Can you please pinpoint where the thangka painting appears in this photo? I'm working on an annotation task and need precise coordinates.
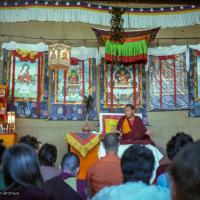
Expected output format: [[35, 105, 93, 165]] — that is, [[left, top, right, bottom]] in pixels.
[[49, 58, 97, 120], [100, 59, 148, 125], [148, 53, 189, 111], [11, 58, 38, 99], [188, 48, 200, 117], [2, 49, 48, 118]]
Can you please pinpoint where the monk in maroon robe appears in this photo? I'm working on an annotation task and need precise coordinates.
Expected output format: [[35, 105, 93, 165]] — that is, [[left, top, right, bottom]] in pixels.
[[115, 104, 155, 145]]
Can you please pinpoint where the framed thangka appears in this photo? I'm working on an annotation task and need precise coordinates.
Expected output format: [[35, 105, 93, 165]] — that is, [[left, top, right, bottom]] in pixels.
[[49, 58, 97, 120], [188, 48, 200, 117], [148, 53, 189, 111], [2, 48, 49, 118], [100, 59, 148, 125]]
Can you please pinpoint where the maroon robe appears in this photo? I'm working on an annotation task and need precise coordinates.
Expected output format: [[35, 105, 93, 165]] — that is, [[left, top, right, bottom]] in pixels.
[[117, 116, 155, 145]]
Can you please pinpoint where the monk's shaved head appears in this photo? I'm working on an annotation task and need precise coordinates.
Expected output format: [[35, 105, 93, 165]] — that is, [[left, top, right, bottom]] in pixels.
[[125, 104, 134, 110], [103, 133, 119, 153]]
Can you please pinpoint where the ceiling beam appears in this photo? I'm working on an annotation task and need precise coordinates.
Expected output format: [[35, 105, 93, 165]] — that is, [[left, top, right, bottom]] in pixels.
[[90, 0, 200, 5], [4, 0, 200, 5]]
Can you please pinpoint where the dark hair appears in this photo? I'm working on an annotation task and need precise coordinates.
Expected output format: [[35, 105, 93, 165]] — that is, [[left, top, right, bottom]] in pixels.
[[0, 140, 5, 164], [125, 104, 134, 110], [61, 152, 80, 173], [102, 133, 119, 153], [2, 143, 44, 190], [166, 132, 193, 161], [38, 143, 57, 166], [121, 145, 154, 184], [170, 141, 200, 200], [18, 135, 40, 150]]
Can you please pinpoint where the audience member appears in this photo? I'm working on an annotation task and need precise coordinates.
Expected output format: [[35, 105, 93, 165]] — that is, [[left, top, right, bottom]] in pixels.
[[0, 139, 6, 190], [93, 145, 170, 200], [39, 143, 60, 182], [156, 132, 193, 188], [170, 141, 200, 200], [18, 134, 41, 152], [87, 133, 122, 197], [44, 152, 82, 200], [59, 152, 86, 199], [2, 143, 55, 200]]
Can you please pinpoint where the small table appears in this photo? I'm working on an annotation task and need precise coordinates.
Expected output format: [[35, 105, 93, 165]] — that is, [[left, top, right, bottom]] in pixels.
[[65, 132, 100, 180], [0, 133, 18, 147]]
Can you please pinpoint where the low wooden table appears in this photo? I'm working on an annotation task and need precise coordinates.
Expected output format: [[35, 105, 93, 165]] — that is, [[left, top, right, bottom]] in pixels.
[[0, 133, 18, 147]]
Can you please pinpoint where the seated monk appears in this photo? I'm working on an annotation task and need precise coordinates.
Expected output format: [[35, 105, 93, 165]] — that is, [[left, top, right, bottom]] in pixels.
[[114, 104, 155, 145]]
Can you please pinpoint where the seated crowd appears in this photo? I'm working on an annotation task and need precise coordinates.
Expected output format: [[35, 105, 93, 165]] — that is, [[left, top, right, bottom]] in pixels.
[[0, 132, 200, 200], [0, 104, 199, 200]]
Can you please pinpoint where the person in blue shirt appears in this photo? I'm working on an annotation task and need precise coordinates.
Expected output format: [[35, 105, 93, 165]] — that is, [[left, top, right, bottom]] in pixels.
[[92, 145, 170, 200], [156, 132, 193, 188]]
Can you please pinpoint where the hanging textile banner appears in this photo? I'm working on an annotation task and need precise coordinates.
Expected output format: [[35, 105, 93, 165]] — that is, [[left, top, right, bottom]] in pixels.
[[92, 27, 159, 46], [2, 48, 48, 118], [93, 27, 159, 64], [49, 58, 97, 120], [188, 47, 200, 117], [100, 59, 148, 125], [105, 38, 147, 64], [1, 1, 200, 28], [148, 52, 189, 111]]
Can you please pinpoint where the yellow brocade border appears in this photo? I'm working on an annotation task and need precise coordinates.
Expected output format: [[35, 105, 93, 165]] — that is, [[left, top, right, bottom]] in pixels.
[[65, 133, 100, 157], [16, 49, 37, 60]]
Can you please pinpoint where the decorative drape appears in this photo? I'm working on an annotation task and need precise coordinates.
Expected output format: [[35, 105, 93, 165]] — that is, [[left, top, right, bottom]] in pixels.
[[100, 58, 148, 125], [93, 27, 159, 65], [1, 1, 200, 28], [188, 47, 200, 117], [105, 39, 148, 64], [48, 58, 97, 120]]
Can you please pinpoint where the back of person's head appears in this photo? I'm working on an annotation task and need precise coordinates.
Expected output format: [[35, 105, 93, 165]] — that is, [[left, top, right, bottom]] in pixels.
[[18, 135, 40, 151], [170, 141, 200, 200], [2, 143, 43, 189], [102, 133, 119, 154], [61, 152, 80, 176], [38, 143, 57, 167], [0, 139, 5, 165], [121, 145, 154, 184], [166, 132, 193, 161]]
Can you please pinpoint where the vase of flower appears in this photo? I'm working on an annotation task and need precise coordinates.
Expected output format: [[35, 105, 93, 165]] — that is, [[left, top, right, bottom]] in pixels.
[[82, 95, 93, 133]]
